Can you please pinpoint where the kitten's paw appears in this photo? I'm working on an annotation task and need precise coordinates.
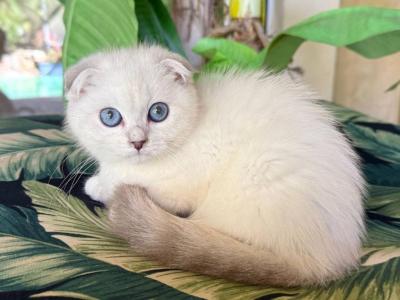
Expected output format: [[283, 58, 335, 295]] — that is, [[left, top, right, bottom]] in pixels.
[[84, 176, 111, 203]]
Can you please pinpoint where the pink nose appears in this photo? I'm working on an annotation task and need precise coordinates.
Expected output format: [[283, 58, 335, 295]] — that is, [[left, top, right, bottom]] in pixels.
[[131, 140, 146, 151]]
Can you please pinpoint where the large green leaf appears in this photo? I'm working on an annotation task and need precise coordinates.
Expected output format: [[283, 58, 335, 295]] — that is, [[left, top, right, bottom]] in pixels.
[[0, 129, 91, 181], [264, 6, 400, 71], [344, 123, 400, 164], [366, 186, 400, 220], [364, 164, 400, 187], [135, 0, 185, 56], [63, 0, 138, 69], [0, 202, 192, 299], [366, 220, 400, 250], [295, 196, 400, 299], [363, 186, 400, 255], [24, 180, 155, 273], [24, 180, 400, 299], [24, 181, 299, 299], [0, 117, 60, 134], [296, 256, 400, 299], [321, 101, 378, 125], [193, 37, 266, 71], [0, 205, 65, 247]]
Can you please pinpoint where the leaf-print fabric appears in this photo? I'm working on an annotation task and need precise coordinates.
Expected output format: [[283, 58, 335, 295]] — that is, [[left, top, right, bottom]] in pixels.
[[0, 105, 399, 299]]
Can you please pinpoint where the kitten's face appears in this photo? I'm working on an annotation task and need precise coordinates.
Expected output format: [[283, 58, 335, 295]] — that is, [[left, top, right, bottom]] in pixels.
[[65, 47, 199, 164]]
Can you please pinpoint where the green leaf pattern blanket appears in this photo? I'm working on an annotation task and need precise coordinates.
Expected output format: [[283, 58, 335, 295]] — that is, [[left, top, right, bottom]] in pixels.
[[0, 103, 400, 299]]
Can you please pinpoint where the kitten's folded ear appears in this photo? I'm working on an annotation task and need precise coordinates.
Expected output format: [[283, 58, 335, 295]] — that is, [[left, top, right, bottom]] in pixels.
[[159, 55, 194, 85], [64, 58, 99, 101]]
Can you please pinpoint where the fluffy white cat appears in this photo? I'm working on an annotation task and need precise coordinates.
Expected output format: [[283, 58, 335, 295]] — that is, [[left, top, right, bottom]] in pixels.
[[65, 45, 365, 287]]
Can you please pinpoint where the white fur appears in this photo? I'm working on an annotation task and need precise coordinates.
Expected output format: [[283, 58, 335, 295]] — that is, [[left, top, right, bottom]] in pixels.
[[65, 45, 365, 283]]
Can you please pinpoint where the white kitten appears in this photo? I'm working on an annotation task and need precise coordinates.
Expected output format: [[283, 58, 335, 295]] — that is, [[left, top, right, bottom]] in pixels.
[[65, 45, 365, 286]]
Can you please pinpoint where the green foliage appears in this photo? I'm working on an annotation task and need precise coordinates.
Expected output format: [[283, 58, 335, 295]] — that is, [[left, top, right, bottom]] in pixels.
[[62, 0, 138, 69], [3, 2, 399, 298], [297, 256, 400, 299], [0, 104, 400, 299], [364, 164, 400, 187], [290, 185, 400, 299], [194, 6, 400, 73], [61, 0, 185, 71], [345, 123, 400, 164], [0, 202, 192, 299], [135, 0, 185, 56], [7, 105, 400, 299], [24, 180, 291, 299], [0, 129, 90, 181], [263, 6, 400, 71], [322, 101, 378, 124], [0, 117, 60, 134], [0, 118, 92, 181], [0, 99, 400, 298], [192, 37, 266, 71], [26, 180, 156, 272]]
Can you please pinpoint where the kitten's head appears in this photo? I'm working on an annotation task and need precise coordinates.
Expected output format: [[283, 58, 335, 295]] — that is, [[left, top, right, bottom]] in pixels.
[[65, 45, 199, 164]]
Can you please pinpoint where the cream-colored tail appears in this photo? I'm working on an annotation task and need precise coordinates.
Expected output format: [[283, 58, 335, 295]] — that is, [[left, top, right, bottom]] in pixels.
[[108, 185, 329, 287]]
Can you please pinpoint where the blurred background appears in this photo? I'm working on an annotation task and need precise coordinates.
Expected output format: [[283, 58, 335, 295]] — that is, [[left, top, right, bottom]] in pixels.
[[0, 0, 399, 122], [0, 0, 63, 116]]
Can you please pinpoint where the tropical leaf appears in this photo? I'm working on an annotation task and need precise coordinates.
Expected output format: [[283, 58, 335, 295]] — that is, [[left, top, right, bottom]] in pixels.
[[366, 186, 400, 220], [363, 247, 400, 267], [192, 38, 266, 71], [296, 257, 400, 299], [0, 129, 91, 181], [24, 180, 301, 299], [146, 270, 301, 300], [364, 164, 400, 187], [63, 0, 138, 69], [0, 205, 65, 246], [0, 117, 60, 134], [369, 185, 400, 199], [321, 101, 378, 125], [135, 0, 185, 56], [0, 203, 194, 299], [296, 217, 400, 299], [24, 180, 155, 273], [366, 220, 400, 250], [24, 180, 400, 299], [344, 123, 400, 164], [263, 6, 400, 71]]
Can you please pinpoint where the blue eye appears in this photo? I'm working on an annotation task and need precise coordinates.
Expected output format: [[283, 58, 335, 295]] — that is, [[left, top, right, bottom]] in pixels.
[[100, 107, 122, 127], [148, 102, 169, 122]]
